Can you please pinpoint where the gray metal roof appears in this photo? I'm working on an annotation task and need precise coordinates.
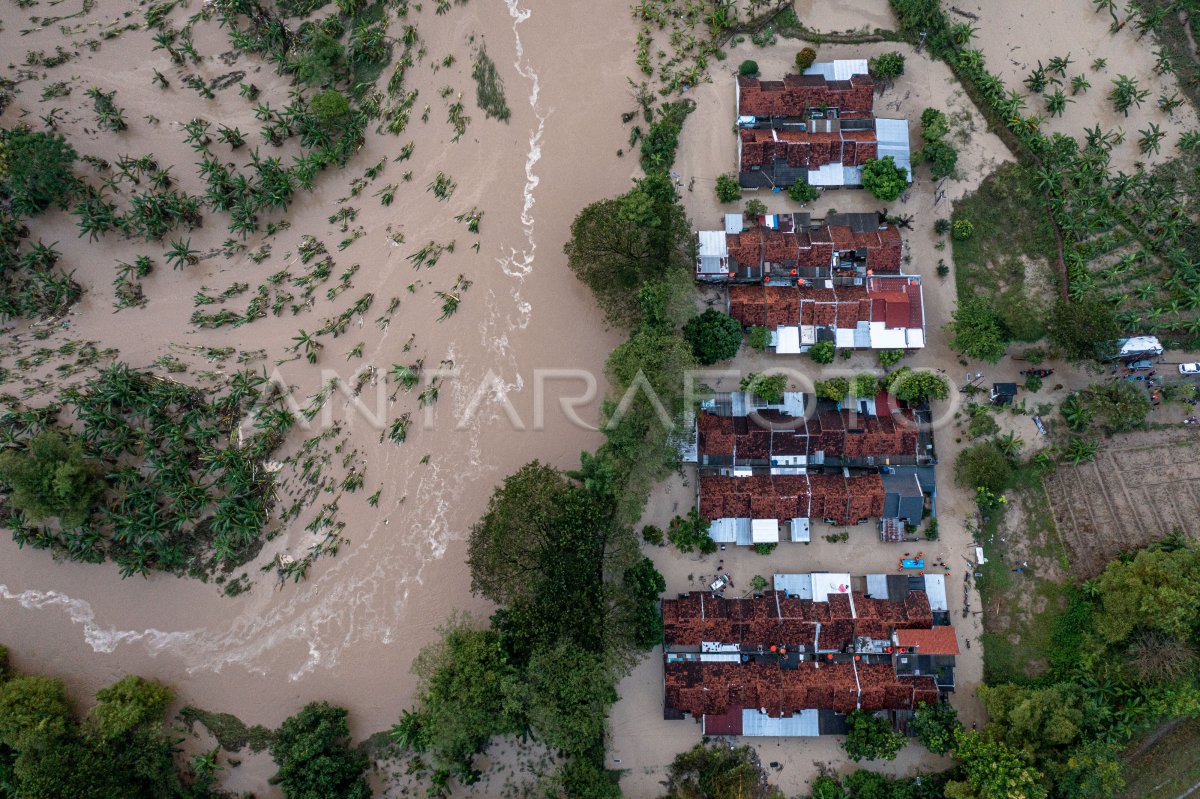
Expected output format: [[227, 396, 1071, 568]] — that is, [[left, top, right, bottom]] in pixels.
[[741, 708, 820, 736], [804, 59, 869, 81]]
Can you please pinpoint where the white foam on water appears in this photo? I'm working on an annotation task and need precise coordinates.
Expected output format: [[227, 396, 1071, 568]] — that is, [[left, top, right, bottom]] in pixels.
[[0, 584, 194, 654]]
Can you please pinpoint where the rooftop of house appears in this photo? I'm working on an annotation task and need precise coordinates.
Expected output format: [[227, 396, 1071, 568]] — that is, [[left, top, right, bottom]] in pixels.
[[728, 277, 924, 333], [698, 472, 887, 526], [895, 626, 960, 655], [664, 660, 940, 720], [662, 588, 935, 650], [737, 70, 876, 119], [696, 403, 921, 462], [739, 126, 879, 172], [721, 216, 903, 275]]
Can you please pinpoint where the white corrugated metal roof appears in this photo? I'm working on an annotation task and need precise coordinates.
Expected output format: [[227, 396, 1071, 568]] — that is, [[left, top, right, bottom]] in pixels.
[[906, 329, 926, 348], [854, 321, 872, 349], [875, 118, 912, 183], [776, 326, 802, 354], [698, 230, 727, 257], [866, 574, 889, 598], [742, 708, 820, 736], [923, 574, 948, 611], [811, 573, 852, 602], [835, 328, 856, 348], [870, 325, 907, 350], [804, 59, 869, 81], [790, 517, 810, 542], [751, 518, 780, 544], [725, 213, 745, 234], [708, 518, 740, 543]]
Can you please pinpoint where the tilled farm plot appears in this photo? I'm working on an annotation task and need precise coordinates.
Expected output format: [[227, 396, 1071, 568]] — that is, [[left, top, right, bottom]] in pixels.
[[1043, 432, 1200, 577]]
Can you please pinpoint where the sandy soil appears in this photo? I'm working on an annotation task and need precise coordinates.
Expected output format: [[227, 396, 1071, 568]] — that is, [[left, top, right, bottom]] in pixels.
[[0, 0, 637, 792]]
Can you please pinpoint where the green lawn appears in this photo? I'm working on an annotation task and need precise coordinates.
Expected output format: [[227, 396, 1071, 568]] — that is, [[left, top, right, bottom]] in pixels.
[[1120, 718, 1200, 799], [951, 163, 1060, 343], [975, 469, 1071, 683]]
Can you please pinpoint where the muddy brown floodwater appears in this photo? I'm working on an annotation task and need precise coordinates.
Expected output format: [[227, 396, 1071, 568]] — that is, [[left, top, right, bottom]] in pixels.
[[0, 0, 635, 781]]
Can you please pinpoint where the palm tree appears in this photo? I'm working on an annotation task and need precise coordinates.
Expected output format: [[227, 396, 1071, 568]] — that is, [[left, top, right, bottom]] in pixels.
[[1060, 394, 1094, 432], [1138, 123, 1165, 155], [1065, 437, 1098, 465], [949, 22, 977, 46], [1070, 75, 1091, 95], [165, 238, 198, 269], [996, 432, 1024, 458], [1045, 89, 1071, 117], [1047, 53, 1074, 76], [1110, 75, 1148, 116]]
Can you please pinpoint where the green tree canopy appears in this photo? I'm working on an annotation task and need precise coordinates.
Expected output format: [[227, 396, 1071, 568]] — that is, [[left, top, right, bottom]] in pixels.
[[682, 309, 742, 365], [861, 157, 908, 201], [954, 440, 1014, 494], [977, 683, 1087, 760], [0, 127, 78, 217], [1085, 380, 1151, 434], [0, 430, 105, 528], [843, 709, 906, 761], [740, 372, 787, 404], [809, 340, 835, 364], [663, 743, 773, 799], [1094, 547, 1200, 643], [564, 174, 692, 327], [527, 642, 617, 754], [815, 377, 850, 402], [309, 88, 353, 132], [1047, 300, 1120, 360], [911, 701, 960, 754], [948, 297, 1008, 362], [887, 367, 951, 403], [0, 675, 72, 748], [869, 51, 906, 81], [270, 702, 370, 799], [947, 729, 1047, 799]]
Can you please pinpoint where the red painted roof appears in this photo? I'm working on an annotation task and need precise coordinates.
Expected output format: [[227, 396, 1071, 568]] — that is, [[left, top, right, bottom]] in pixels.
[[896, 627, 960, 655], [738, 73, 876, 119]]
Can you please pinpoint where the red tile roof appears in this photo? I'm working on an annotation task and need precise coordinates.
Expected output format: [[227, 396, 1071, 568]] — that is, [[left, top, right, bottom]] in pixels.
[[698, 472, 885, 525], [723, 222, 901, 275], [738, 73, 876, 119], [739, 128, 879, 172], [896, 627, 960, 655], [728, 278, 924, 338]]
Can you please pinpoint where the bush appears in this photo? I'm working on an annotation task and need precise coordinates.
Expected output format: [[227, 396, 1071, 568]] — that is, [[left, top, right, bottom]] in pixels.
[[1047, 299, 1120, 361], [886, 367, 951, 402], [271, 703, 370, 799], [811, 775, 847, 799], [809, 340, 835, 364], [795, 47, 817, 71], [948, 296, 1008, 362], [934, 218, 951, 235], [967, 410, 1000, 439], [715, 173, 741, 203], [738, 59, 759, 76], [952, 218, 974, 240], [861, 157, 908, 201], [667, 510, 715, 554], [868, 51, 906, 81], [750, 575, 769, 591], [752, 542, 776, 555], [843, 709, 906, 761], [918, 139, 958, 179], [747, 325, 771, 351], [640, 100, 694, 174], [911, 701, 960, 754], [936, 259, 950, 278], [309, 88, 353, 132], [683, 308, 742, 364], [1024, 374, 1043, 392], [815, 377, 850, 402], [954, 440, 1014, 494], [788, 181, 819, 203], [924, 518, 939, 540], [0, 127, 78, 217], [641, 524, 664, 545], [740, 372, 787, 404], [878, 348, 905, 367], [0, 430, 105, 528], [920, 107, 950, 142], [744, 198, 767, 218]]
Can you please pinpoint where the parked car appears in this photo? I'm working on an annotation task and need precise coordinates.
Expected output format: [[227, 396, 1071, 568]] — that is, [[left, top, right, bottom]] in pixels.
[[1128, 359, 1154, 371], [1180, 363, 1200, 375]]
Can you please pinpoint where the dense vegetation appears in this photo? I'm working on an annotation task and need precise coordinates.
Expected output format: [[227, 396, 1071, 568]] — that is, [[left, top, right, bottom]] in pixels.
[[0, 643, 370, 798], [0, 363, 292, 579]]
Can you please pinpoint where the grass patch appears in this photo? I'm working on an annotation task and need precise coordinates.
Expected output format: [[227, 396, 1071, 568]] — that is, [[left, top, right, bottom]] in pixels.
[[951, 163, 1060, 342], [472, 46, 510, 122], [1120, 718, 1200, 799], [179, 706, 274, 753], [1138, 0, 1200, 113], [976, 469, 1071, 683]]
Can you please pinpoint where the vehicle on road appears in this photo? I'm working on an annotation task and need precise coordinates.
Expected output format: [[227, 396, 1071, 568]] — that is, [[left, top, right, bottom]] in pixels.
[[1020, 369, 1054, 377], [1128, 359, 1154, 371], [1180, 363, 1200, 375]]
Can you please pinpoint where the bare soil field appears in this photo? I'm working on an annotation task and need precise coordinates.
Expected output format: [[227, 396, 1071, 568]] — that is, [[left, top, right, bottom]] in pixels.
[[1043, 429, 1200, 577]]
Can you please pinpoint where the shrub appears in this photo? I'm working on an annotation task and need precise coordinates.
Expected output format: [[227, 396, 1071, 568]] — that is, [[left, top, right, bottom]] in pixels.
[[912, 701, 960, 754], [878, 348, 905, 368], [954, 440, 1014, 494], [948, 296, 1008, 362], [934, 218, 951, 235], [310, 88, 353, 132], [920, 107, 950, 142], [936, 259, 950, 278], [924, 518, 939, 540], [0, 430, 105, 528], [667, 510, 715, 554], [682, 308, 742, 364], [714, 173, 741, 203], [738, 59, 759, 76], [788, 181, 819, 203], [740, 372, 787, 404], [641, 524, 664, 545], [868, 51, 906, 81], [747, 325, 771, 351], [744, 198, 767, 218], [967, 410, 1000, 438], [861, 156, 908, 201], [1024, 374, 1043, 392], [795, 47, 817, 71], [640, 100, 693, 174], [815, 377, 850, 402], [809, 340, 835, 364], [952, 218, 974, 240], [918, 139, 958, 179], [843, 709, 906, 761], [851, 373, 879, 398], [0, 127, 78, 217], [752, 542, 776, 555]]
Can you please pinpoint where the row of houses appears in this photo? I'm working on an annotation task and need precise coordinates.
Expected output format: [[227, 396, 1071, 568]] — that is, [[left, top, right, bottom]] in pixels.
[[735, 60, 912, 190], [683, 392, 935, 545], [663, 572, 957, 736]]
